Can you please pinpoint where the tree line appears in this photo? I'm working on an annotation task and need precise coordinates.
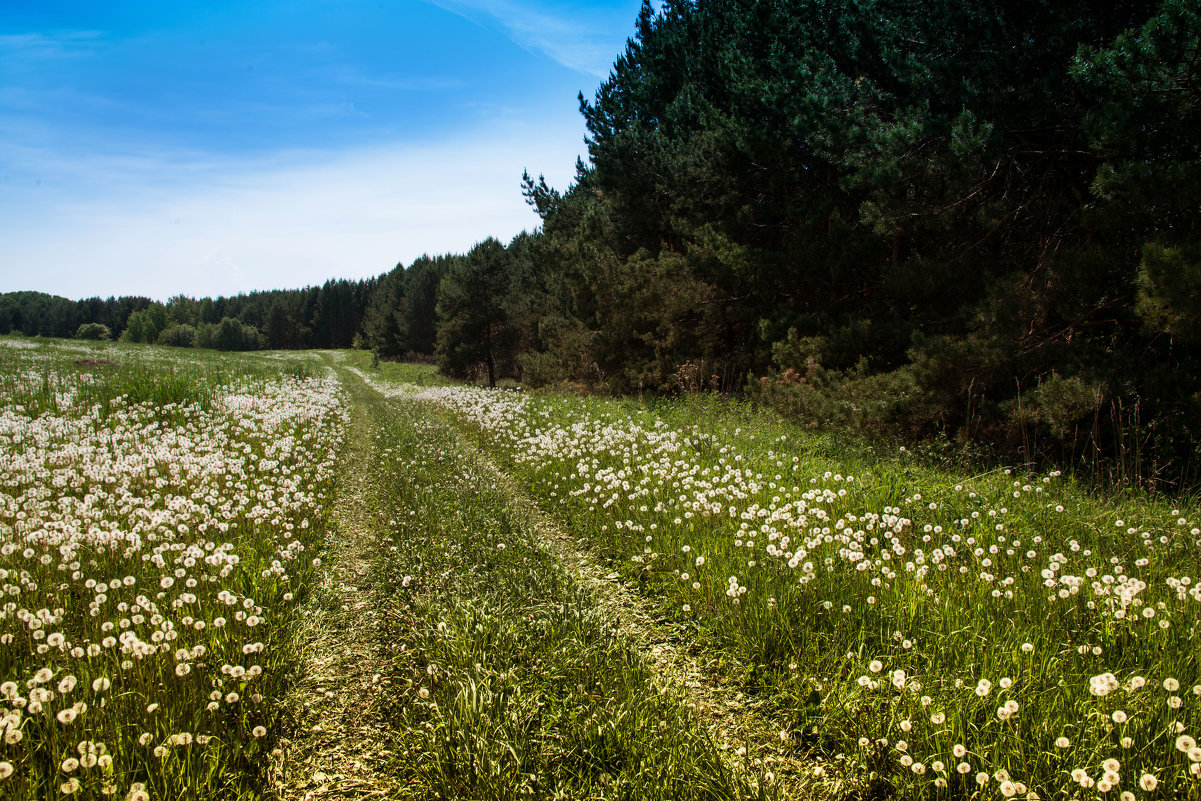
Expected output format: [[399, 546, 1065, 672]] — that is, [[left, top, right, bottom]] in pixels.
[[369, 0, 1198, 488], [0, 279, 377, 351], [4, 0, 1199, 487], [431, 0, 1201, 490]]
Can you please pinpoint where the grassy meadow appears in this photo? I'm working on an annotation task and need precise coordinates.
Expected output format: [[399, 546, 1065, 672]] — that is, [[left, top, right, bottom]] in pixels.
[[349, 351, 1201, 800], [0, 336, 345, 799], [3, 337, 1199, 800]]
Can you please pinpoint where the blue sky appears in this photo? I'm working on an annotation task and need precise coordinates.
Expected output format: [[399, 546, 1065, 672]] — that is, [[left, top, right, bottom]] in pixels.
[[0, 0, 642, 300]]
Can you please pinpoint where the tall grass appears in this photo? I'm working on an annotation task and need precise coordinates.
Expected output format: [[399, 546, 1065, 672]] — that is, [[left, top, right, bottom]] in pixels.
[[354, 381, 762, 799], [388, 380, 1201, 799], [0, 336, 345, 799]]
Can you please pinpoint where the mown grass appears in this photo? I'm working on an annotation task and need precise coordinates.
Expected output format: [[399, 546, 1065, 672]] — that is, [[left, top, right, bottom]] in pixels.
[[351, 374, 763, 800], [386, 378, 1201, 799]]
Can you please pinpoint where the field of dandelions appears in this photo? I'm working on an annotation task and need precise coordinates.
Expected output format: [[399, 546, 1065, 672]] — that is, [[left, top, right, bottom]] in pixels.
[[6, 332, 1199, 801], [0, 337, 346, 800], [344, 375, 759, 799], [351, 354, 1201, 800]]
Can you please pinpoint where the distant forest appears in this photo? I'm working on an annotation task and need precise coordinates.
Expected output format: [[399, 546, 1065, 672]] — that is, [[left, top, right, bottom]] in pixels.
[[4, 0, 1199, 488], [0, 279, 377, 351]]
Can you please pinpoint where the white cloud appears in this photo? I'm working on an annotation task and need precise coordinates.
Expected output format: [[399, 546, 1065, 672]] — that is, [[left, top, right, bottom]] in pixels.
[[425, 0, 637, 78], [0, 121, 586, 301]]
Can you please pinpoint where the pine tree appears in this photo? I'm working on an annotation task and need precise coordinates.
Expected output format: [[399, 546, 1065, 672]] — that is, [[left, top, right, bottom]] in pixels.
[[435, 240, 518, 387]]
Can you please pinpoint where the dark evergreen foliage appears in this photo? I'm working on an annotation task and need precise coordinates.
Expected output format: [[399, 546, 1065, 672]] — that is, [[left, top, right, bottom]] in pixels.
[[435, 239, 520, 387], [0, 292, 151, 340], [359, 255, 452, 358], [506, 0, 1201, 488]]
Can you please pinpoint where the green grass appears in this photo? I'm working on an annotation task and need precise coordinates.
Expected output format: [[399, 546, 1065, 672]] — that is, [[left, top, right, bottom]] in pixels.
[[9, 339, 1199, 799], [0, 336, 343, 800], [379, 376, 1201, 799], [0, 334, 325, 421], [350, 374, 762, 800], [340, 349, 455, 386]]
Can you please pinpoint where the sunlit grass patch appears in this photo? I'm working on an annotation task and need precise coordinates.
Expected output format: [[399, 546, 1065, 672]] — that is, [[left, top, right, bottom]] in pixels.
[[0, 338, 347, 799], [361, 392, 760, 799], [338, 349, 455, 387], [369, 374, 1201, 799]]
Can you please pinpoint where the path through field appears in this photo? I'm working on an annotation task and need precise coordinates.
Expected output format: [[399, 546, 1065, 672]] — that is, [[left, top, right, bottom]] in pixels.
[[275, 366, 822, 799], [464, 443, 818, 795], [6, 341, 1196, 800], [272, 377, 403, 800]]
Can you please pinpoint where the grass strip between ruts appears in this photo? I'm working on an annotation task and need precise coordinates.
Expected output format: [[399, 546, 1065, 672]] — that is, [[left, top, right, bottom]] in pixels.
[[350, 371, 763, 800]]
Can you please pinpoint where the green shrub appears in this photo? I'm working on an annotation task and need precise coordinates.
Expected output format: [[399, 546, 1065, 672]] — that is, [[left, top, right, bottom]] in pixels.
[[197, 317, 261, 351], [157, 324, 196, 348], [74, 322, 110, 340]]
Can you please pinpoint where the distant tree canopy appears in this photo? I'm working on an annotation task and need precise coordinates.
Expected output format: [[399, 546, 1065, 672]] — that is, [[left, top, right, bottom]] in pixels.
[[1, 292, 151, 340], [195, 317, 262, 352], [359, 254, 454, 358], [1, 277, 380, 352], [121, 303, 171, 344], [435, 239, 521, 387]]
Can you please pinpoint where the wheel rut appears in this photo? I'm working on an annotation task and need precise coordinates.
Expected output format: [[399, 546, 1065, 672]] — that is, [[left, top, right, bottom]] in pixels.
[[441, 416, 822, 799], [277, 365, 827, 799], [271, 375, 402, 800]]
